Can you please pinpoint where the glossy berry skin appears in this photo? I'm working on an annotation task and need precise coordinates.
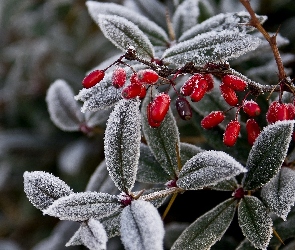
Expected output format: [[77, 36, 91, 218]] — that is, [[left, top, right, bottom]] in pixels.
[[204, 73, 214, 92], [222, 74, 247, 91], [149, 93, 171, 123], [201, 111, 225, 129], [175, 97, 192, 120], [220, 83, 239, 106], [180, 73, 203, 96], [112, 67, 126, 88], [190, 79, 208, 102], [223, 120, 240, 147], [276, 103, 289, 121], [266, 101, 280, 124], [147, 103, 161, 128], [287, 103, 295, 120], [137, 69, 159, 84], [246, 119, 261, 146], [82, 70, 105, 88], [138, 84, 147, 99], [242, 100, 261, 117], [121, 84, 142, 99]]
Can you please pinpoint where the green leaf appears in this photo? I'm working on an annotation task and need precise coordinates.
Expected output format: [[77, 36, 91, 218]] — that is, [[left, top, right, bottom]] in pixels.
[[238, 196, 273, 250], [242, 120, 294, 191], [177, 150, 247, 190], [171, 198, 237, 250], [97, 14, 154, 59], [162, 30, 261, 67], [100, 208, 123, 238], [209, 177, 238, 191], [179, 142, 204, 167], [104, 99, 141, 193]]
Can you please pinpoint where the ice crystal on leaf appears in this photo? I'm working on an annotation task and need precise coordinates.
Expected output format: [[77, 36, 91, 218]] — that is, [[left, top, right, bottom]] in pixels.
[[23, 171, 73, 211], [104, 98, 141, 193], [44, 192, 122, 221], [209, 177, 238, 191], [177, 150, 247, 190], [100, 209, 122, 238], [120, 200, 164, 250], [179, 142, 204, 167], [171, 198, 237, 250], [243, 120, 294, 191], [162, 30, 261, 67], [238, 196, 273, 250], [261, 167, 295, 221]]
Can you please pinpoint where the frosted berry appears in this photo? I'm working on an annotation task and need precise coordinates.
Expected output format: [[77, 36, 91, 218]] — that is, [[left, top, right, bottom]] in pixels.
[[180, 73, 203, 96], [121, 84, 142, 99], [204, 73, 214, 92], [287, 103, 295, 120], [130, 73, 141, 85], [223, 120, 240, 147], [201, 111, 225, 129], [175, 97, 192, 120], [266, 101, 280, 124], [220, 83, 239, 106], [82, 70, 105, 88], [246, 119, 261, 146], [277, 103, 289, 121], [147, 103, 161, 128], [149, 93, 171, 123], [138, 84, 147, 99], [190, 79, 208, 102], [137, 69, 159, 84], [112, 67, 126, 88], [222, 74, 247, 91], [242, 100, 261, 117]]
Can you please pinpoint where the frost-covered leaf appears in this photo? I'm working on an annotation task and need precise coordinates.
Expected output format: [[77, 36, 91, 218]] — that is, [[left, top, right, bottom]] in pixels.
[[235, 238, 257, 250], [44, 192, 121, 221], [86, 1, 169, 46], [238, 196, 273, 249], [172, 0, 200, 39], [104, 99, 141, 193], [141, 88, 180, 178], [179, 142, 204, 167], [179, 11, 266, 42], [171, 198, 237, 250], [140, 188, 169, 208], [261, 167, 295, 221], [97, 14, 154, 59], [242, 120, 294, 190], [84, 108, 113, 129], [164, 222, 190, 249], [177, 150, 247, 190], [46, 79, 83, 131], [209, 177, 238, 191], [120, 200, 165, 250], [65, 227, 83, 247], [162, 30, 261, 67], [136, 143, 171, 184], [100, 209, 123, 238], [23, 171, 73, 211]]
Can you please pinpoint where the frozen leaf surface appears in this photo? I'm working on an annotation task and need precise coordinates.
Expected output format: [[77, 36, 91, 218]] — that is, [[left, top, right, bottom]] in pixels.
[[44, 192, 121, 221], [104, 99, 141, 193], [243, 120, 294, 190], [238, 196, 273, 250], [46, 79, 83, 131], [98, 14, 154, 59], [179, 142, 204, 167], [100, 209, 122, 238], [120, 200, 164, 250], [23, 171, 73, 211], [261, 167, 295, 221], [162, 30, 261, 67], [171, 198, 237, 250], [177, 150, 247, 190], [209, 177, 238, 191], [66, 227, 83, 247]]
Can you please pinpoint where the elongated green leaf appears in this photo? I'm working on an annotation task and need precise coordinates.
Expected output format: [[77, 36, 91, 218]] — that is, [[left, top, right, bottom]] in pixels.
[[171, 198, 237, 250], [261, 167, 295, 221], [100, 208, 123, 238], [104, 99, 141, 193], [238, 196, 273, 250], [162, 30, 261, 67], [98, 14, 154, 59], [242, 120, 294, 190], [179, 142, 204, 167], [209, 177, 238, 191], [86, 1, 169, 46], [141, 88, 180, 178], [177, 150, 247, 190]]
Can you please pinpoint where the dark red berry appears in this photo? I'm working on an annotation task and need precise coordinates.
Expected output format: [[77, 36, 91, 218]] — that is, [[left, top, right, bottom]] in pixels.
[[119, 193, 133, 207], [190, 79, 208, 102], [180, 74, 203, 96], [137, 69, 159, 84], [222, 74, 247, 91], [223, 120, 240, 147], [242, 100, 261, 117], [82, 70, 105, 88], [201, 111, 225, 129], [175, 97, 192, 120], [147, 103, 161, 128], [149, 93, 171, 123], [112, 67, 126, 88], [246, 119, 261, 146], [220, 83, 239, 106], [121, 84, 142, 99], [233, 187, 245, 199]]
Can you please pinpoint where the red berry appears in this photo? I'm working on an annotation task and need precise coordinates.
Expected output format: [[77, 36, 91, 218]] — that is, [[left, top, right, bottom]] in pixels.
[[82, 70, 105, 88], [138, 84, 147, 99], [137, 69, 159, 84], [112, 67, 126, 88], [147, 103, 161, 128], [121, 84, 142, 99], [204, 73, 214, 92], [246, 119, 261, 146], [222, 74, 247, 91], [180, 74, 203, 96], [233, 187, 245, 199], [242, 100, 261, 117], [220, 83, 239, 106], [175, 97, 192, 120], [130, 73, 141, 85], [149, 93, 171, 123], [201, 111, 225, 129], [190, 79, 208, 102], [223, 120, 240, 147], [277, 103, 289, 121], [266, 101, 280, 124], [287, 103, 295, 120]]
